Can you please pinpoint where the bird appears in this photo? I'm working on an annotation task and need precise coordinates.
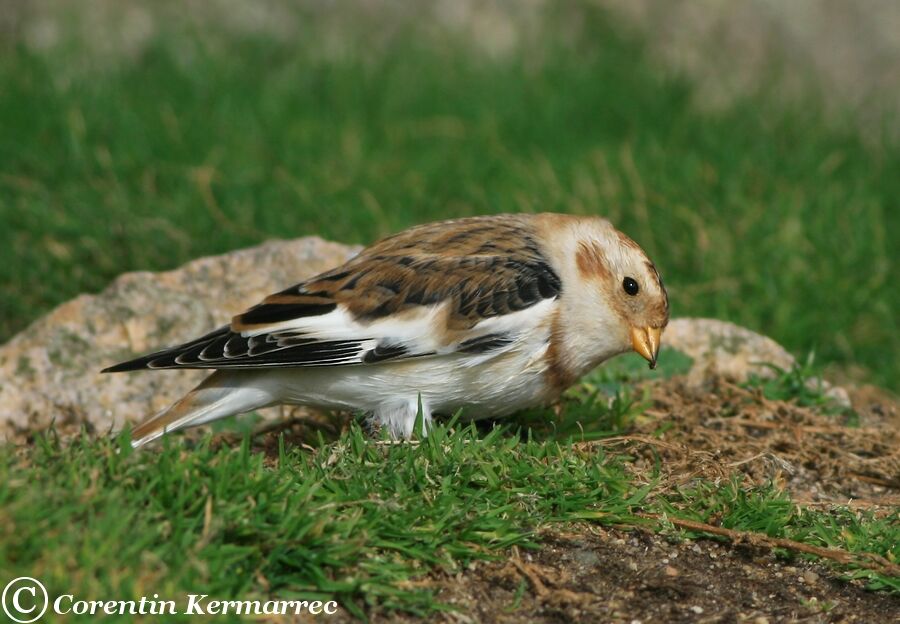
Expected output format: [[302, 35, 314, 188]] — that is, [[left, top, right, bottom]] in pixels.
[[103, 213, 669, 448]]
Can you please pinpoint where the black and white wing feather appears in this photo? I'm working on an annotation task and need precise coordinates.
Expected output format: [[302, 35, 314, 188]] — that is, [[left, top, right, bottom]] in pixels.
[[102, 215, 562, 372]]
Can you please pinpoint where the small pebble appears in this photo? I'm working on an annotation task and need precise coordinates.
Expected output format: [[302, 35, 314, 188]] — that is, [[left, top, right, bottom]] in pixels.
[[573, 549, 601, 567], [803, 571, 819, 584], [690, 606, 704, 614], [665, 565, 679, 577]]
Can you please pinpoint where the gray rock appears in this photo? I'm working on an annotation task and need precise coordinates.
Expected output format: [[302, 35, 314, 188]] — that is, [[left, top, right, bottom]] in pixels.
[[663, 318, 795, 386], [0, 237, 359, 441], [663, 319, 850, 407], [572, 548, 601, 567]]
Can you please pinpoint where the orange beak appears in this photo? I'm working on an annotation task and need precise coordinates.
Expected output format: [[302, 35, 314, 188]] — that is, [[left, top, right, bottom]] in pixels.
[[630, 326, 662, 369]]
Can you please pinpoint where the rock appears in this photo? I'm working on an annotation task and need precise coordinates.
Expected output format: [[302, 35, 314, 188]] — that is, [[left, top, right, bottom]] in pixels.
[[663, 318, 795, 386], [573, 549, 601, 567], [0, 238, 360, 442], [663, 319, 851, 408], [819, 383, 852, 410]]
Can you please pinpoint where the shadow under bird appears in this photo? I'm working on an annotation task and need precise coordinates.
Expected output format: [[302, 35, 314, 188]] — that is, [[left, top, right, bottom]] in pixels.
[[103, 213, 669, 447]]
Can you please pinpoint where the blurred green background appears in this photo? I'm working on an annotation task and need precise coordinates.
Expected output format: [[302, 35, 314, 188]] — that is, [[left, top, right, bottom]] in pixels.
[[0, 1, 897, 389]]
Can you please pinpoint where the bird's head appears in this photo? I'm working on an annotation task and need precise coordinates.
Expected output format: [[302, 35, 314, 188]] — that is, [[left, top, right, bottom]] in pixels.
[[543, 215, 669, 372]]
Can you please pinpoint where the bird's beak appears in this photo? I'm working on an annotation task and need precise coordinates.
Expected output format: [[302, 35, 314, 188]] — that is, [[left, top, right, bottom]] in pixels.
[[630, 326, 662, 369]]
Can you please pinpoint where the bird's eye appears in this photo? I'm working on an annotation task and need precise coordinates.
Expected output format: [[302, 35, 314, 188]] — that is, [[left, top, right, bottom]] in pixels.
[[623, 277, 639, 296]]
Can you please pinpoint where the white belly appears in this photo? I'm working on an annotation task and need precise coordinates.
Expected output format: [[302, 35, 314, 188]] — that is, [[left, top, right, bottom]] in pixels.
[[260, 332, 555, 432]]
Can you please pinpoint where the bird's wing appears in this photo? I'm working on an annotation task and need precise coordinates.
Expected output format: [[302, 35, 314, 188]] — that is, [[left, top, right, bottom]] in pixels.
[[102, 215, 562, 372]]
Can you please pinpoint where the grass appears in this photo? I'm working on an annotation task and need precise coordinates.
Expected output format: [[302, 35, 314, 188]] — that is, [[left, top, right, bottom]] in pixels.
[[2, 357, 897, 618], [0, 4, 897, 389], [745, 354, 861, 426], [2, 347, 897, 617], [2, 393, 896, 619], [1, 3, 898, 620], [658, 480, 899, 592], [1, 422, 644, 619]]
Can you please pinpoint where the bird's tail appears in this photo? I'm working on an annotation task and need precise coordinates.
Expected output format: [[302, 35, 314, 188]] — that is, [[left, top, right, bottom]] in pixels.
[[129, 370, 276, 449]]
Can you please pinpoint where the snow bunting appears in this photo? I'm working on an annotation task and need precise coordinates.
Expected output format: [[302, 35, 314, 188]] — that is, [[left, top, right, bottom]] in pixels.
[[104, 213, 669, 447]]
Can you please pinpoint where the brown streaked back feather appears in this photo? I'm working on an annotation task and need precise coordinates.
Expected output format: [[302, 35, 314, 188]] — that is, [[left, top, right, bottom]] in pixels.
[[233, 214, 562, 331], [103, 214, 563, 372]]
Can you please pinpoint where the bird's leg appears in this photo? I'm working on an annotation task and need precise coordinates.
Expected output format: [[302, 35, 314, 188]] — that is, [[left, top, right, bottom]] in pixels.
[[362, 413, 384, 438], [372, 399, 432, 439]]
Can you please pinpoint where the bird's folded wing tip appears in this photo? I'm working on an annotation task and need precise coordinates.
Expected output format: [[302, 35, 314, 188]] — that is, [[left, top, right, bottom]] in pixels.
[[100, 359, 149, 374]]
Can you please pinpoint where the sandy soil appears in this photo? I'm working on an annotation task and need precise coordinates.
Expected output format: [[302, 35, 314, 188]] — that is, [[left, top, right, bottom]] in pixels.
[[384, 527, 899, 624]]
